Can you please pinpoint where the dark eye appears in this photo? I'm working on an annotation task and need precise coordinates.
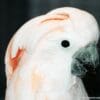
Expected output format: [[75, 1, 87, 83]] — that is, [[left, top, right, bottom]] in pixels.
[[61, 40, 70, 48]]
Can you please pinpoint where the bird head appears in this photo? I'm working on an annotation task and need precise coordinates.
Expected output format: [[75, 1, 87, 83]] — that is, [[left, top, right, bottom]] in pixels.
[[5, 7, 99, 99]]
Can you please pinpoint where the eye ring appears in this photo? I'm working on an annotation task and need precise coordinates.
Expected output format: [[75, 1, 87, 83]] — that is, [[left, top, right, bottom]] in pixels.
[[61, 40, 70, 48]]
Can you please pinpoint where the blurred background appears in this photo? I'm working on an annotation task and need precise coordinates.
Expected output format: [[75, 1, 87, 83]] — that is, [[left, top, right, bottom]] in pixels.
[[0, 0, 100, 100]]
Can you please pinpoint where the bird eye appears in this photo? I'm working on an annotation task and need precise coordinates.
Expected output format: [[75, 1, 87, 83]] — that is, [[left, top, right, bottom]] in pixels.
[[61, 40, 70, 48]]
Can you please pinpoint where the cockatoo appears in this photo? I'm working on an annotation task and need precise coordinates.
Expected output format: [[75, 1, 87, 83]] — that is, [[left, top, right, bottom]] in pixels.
[[5, 7, 99, 100]]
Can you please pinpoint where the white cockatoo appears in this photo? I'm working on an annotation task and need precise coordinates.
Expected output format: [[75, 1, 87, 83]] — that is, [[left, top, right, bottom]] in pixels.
[[5, 7, 99, 100]]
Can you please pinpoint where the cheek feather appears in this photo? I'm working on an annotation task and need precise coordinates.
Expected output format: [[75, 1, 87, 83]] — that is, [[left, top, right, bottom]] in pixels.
[[32, 72, 44, 92], [14, 75, 21, 92], [45, 95, 49, 100]]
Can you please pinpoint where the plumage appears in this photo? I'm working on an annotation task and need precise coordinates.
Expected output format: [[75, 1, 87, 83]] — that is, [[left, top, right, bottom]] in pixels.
[[5, 7, 99, 100]]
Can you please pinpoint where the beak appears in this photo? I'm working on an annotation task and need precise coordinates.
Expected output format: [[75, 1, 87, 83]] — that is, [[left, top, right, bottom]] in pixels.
[[71, 42, 99, 78]]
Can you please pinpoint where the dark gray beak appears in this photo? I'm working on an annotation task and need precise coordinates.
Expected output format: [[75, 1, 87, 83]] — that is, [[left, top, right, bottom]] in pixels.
[[71, 42, 99, 78]]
